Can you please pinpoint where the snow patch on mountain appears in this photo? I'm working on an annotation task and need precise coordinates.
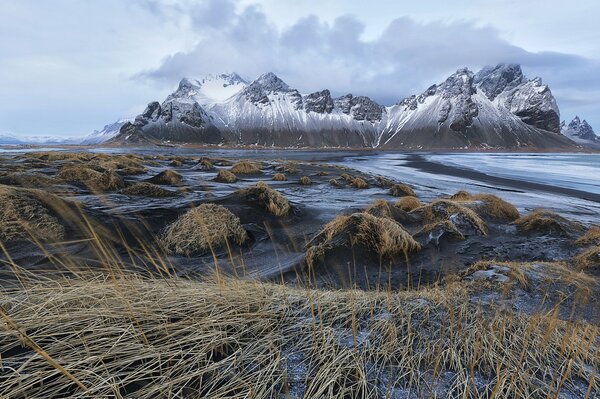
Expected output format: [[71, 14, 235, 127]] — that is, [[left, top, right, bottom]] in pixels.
[[81, 118, 134, 144], [561, 116, 599, 148]]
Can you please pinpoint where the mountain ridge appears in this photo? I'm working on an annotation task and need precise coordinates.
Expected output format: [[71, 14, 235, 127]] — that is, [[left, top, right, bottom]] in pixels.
[[109, 64, 578, 149]]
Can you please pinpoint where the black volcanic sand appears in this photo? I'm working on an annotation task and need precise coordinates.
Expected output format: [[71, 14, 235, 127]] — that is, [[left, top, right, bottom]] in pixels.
[[0, 151, 598, 315]]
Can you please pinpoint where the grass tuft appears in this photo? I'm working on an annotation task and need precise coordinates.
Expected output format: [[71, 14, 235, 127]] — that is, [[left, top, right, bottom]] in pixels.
[[161, 203, 248, 256], [230, 161, 261, 174], [214, 169, 237, 183], [58, 165, 124, 191], [120, 182, 176, 197], [394, 196, 421, 211], [272, 173, 287, 181], [299, 176, 312, 185], [236, 181, 290, 216], [147, 169, 183, 185], [389, 183, 416, 197]]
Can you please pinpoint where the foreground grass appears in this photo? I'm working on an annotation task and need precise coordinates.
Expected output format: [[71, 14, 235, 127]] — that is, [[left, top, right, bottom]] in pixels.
[[0, 273, 598, 398]]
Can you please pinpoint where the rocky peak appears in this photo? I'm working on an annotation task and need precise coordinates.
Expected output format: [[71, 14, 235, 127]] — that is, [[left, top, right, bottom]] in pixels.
[[198, 72, 247, 87], [242, 72, 300, 106], [253, 72, 291, 92], [505, 76, 560, 133], [334, 94, 383, 123], [436, 68, 479, 131], [474, 63, 525, 101], [303, 89, 334, 114], [563, 116, 597, 141]]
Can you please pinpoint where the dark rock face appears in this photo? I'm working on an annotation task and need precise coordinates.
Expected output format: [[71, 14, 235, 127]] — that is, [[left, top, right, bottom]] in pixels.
[[303, 90, 334, 114], [242, 72, 303, 109], [437, 69, 479, 131], [334, 94, 383, 122], [474, 64, 525, 101]]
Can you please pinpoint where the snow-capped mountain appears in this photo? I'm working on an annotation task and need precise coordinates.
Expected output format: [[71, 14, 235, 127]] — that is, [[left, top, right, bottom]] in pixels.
[[81, 118, 134, 144], [561, 116, 599, 149], [113, 64, 575, 149], [0, 134, 79, 145]]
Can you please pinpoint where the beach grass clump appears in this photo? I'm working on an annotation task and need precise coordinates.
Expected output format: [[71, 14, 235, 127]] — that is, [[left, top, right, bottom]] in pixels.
[[414, 199, 487, 236], [299, 176, 312, 185], [305, 212, 420, 267], [147, 170, 183, 185], [197, 158, 214, 171], [389, 183, 416, 197], [57, 165, 124, 191], [230, 161, 261, 174], [329, 178, 342, 187], [394, 196, 421, 212], [513, 209, 577, 235], [0, 185, 67, 242], [272, 173, 287, 181], [376, 176, 396, 188], [364, 199, 394, 219], [214, 169, 237, 183], [274, 161, 299, 174], [120, 182, 176, 198], [576, 225, 600, 246], [161, 203, 248, 256], [23, 151, 91, 162], [416, 220, 465, 241], [451, 191, 520, 221], [350, 177, 369, 189], [235, 181, 290, 216], [0, 172, 58, 188], [573, 245, 600, 271]]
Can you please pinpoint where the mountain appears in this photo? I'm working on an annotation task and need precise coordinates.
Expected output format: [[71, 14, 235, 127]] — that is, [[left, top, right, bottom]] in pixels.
[[81, 118, 134, 145], [0, 134, 79, 145], [112, 64, 575, 149], [561, 116, 600, 149]]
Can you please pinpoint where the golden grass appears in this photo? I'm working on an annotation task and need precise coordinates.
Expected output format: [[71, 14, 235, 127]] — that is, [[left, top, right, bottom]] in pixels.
[[22, 151, 91, 162], [513, 209, 576, 235], [0, 172, 58, 188], [299, 175, 312, 185], [394, 196, 421, 212], [0, 274, 598, 398], [214, 169, 237, 183], [120, 182, 176, 197], [197, 158, 214, 171], [306, 212, 420, 266], [451, 191, 520, 221], [364, 199, 394, 219], [169, 159, 183, 167], [0, 185, 67, 242], [350, 177, 368, 189], [414, 199, 487, 235], [161, 203, 248, 256], [57, 165, 124, 191], [376, 176, 395, 188], [230, 161, 262, 174], [573, 245, 600, 271], [389, 183, 415, 197], [272, 173, 287, 181], [416, 220, 465, 241], [576, 226, 600, 246], [147, 169, 183, 185], [329, 178, 342, 187], [340, 173, 354, 182], [236, 181, 290, 216], [274, 161, 299, 174]]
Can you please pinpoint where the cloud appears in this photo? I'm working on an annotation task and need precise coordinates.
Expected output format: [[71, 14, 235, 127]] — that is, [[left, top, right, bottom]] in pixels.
[[140, 0, 600, 126]]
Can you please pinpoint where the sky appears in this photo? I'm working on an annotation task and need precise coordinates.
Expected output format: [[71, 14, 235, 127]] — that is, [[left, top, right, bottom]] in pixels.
[[1, 0, 599, 137]]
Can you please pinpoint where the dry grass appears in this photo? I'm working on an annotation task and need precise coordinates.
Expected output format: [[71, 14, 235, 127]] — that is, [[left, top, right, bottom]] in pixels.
[[23, 151, 91, 162], [451, 191, 520, 221], [57, 165, 124, 191], [236, 181, 290, 216], [272, 173, 287, 181], [274, 161, 299, 174], [161, 203, 248, 256], [214, 169, 237, 183], [350, 177, 369, 189], [416, 220, 465, 241], [389, 183, 415, 197], [573, 245, 600, 271], [394, 196, 421, 211], [0, 185, 67, 242], [513, 209, 577, 235], [414, 199, 488, 236], [376, 176, 395, 188], [0, 172, 58, 188], [306, 212, 420, 266], [147, 169, 183, 185], [299, 175, 312, 185], [340, 173, 354, 182], [576, 226, 600, 246], [329, 178, 342, 187], [197, 158, 214, 171], [0, 274, 598, 398], [230, 161, 262, 174], [364, 199, 394, 219], [120, 182, 176, 197], [169, 159, 183, 167]]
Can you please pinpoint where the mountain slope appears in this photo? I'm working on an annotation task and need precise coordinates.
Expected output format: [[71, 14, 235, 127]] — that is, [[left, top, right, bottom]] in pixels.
[[111, 64, 576, 149]]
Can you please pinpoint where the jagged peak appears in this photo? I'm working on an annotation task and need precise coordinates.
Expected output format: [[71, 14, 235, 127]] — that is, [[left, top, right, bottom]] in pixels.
[[252, 72, 291, 92], [198, 72, 248, 86]]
